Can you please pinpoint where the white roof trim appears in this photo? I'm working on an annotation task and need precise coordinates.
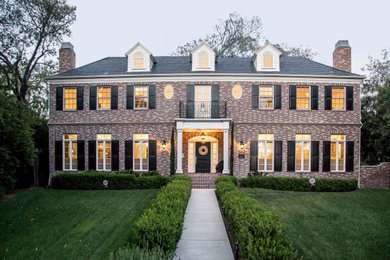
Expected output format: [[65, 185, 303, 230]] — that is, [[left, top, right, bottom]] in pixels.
[[125, 42, 151, 56], [190, 42, 215, 55]]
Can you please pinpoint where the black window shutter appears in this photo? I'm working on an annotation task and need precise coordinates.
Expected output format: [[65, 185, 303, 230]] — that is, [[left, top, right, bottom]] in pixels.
[[250, 140, 258, 172], [88, 140, 96, 170], [274, 141, 282, 171], [252, 85, 259, 109], [323, 141, 331, 172], [90, 86, 97, 110], [346, 141, 354, 172], [346, 86, 353, 111], [311, 86, 318, 110], [149, 85, 156, 109], [56, 87, 63, 111], [311, 141, 319, 172], [76, 87, 84, 110], [111, 140, 119, 171], [325, 86, 332, 110], [55, 141, 62, 170], [111, 86, 118, 110], [125, 140, 133, 170], [77, 140, 85, 171], [211, 84, 220, 118], [186, 85, 194, 118], [287, 141, 295, 171], [149, 140, 157, 170], [289, 85, 296, 109], [274, 85, 281, 109], [127, 85, 134, 109]]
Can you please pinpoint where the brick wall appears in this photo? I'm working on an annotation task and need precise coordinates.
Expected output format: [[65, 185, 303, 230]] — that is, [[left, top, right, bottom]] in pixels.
[[360, 162, 390, 189], [59, 48, 76, 73]]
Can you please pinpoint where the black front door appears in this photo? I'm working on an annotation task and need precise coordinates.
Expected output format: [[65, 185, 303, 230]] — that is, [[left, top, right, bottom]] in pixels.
[[196, 142, 211, 173]]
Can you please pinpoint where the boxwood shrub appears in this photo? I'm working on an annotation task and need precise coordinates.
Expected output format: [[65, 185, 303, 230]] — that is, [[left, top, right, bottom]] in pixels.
[[214, 175, 238, 186], [215, 177, 296, 259], [240, 176, 357, 192]]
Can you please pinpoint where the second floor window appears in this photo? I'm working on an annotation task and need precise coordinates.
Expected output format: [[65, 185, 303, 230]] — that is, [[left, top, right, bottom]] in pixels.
[[331, 135, 345, 171], [296, 134, 310, 171], [64, 88, 77, 110], [98, 87, 111, 109], [97, 134, 111, 171], [63, 134, 77, 170], [332, 87, 345, 110], [258, 134, 274, 171], [296, 86, 310, 109], [259, 86, 273, 109], [135, 86, 149, 109]]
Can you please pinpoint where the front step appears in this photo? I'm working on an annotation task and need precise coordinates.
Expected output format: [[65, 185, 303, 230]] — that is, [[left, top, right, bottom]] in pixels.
[[188, 173, 221, 189]]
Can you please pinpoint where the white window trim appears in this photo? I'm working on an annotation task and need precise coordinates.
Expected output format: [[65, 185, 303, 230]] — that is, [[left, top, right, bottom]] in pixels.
[[296, 86, 311, 111], [133, 134, 149, 171], [96, 135, 111, 171], [198, 52, 210, 69], [63, 88, 77, 111], [258, 137, 274, 172], [295, 135, 311, 172], [133, 52, 145, 70], [134, 86, 149, 110], [63, 134, 77, 171], [97, 86, 111, 110], [331, 137, 346, 172], [262, 52, 274, 69], [188, 140, 218, 173], [259, 85, 274, 110], [332, 87, 346, 111]]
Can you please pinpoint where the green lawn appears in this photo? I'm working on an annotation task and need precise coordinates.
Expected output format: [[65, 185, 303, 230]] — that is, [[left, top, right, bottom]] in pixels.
[[0, 189, 158, 259], [244, 188, 390, 260]]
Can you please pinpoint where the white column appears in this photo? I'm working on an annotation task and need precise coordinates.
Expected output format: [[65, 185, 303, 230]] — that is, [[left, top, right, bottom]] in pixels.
[[176, 129, 183, 174], [222, 129, 230, 174]]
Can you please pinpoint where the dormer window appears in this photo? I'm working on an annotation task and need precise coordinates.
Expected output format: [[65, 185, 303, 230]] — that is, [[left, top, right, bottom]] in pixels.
[[125, 43, 154, 72], [263, 53, 273, 68], [199, 52, 209, 68], [191, 42, 215, 71], [134, 53, 144, 69], [252, 42, 282, 72]]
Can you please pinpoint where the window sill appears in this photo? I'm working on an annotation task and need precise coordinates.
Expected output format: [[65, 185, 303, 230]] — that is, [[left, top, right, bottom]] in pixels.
[[97, 108, 111, 111], [63, 109, 77, 112], [62, 169, 78, 172]]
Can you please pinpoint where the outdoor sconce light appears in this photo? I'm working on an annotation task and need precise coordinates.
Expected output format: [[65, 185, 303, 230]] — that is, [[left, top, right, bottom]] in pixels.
[[162, 140, 167, 149], [201, 133, 205, 140], [240, 140, 244, 149]]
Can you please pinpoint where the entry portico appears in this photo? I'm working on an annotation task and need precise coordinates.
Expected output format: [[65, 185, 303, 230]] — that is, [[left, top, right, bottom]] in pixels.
[[175, 119, 231, 174]]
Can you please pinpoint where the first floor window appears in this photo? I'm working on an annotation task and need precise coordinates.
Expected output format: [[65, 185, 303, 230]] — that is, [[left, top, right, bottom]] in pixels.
[[134, 134, 149, 171], [63, 134, 77, 170], [296, 86, 310, 109], [296, 135, 310, 171], [98, 87, 111, 109], [332, 87, 345, 110], [259, 86, 273, 109], [331, 135, 345, 171], [97, 134, 111, 170], [135, 86, 149, 109], [258, 134, 274, 171]]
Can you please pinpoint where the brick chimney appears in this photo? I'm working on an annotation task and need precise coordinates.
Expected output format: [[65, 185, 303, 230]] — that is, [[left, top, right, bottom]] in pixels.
[[59, 42, 76, 73], [333, 40, 351, 72]]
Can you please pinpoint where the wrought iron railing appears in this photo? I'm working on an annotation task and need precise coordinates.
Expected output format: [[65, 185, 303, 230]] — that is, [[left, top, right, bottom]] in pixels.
[[179, 101, 227, 118]]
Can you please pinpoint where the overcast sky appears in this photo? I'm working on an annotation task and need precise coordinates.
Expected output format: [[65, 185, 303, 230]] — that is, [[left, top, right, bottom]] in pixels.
[[64, 0, 390, 75]]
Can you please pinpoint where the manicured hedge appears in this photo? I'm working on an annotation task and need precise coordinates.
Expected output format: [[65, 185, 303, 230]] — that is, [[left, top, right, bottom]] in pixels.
[[51, 171, 168, 190], [216, 177, 296, 259], [214, 175, 239, 186], [240, 176, 358, 192]]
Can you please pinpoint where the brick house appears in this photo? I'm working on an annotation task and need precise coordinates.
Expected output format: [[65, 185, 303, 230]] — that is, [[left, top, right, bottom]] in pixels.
[[48, 40, 364, 185]]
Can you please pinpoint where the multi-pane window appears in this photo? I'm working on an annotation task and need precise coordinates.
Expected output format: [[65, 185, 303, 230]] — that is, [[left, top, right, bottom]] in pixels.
[[134, 134, 149, 171], [212, 142, 218, 172], [258, 134, 274, 171], [332, 87, 345, 110], [135, 86, 149, 109], [296, 135, 310, 171], [331, 135, 345, 172], [259, 86, 273, 109], [98, 87, 111, 109], [63, 134, 77, 170], [64, 88, 77, 110], [97, 134, 111, 171], [296, 86, 310, 109], [134, 53, 144, 69], [199, 52, 209, 68], [263, 53, 273, 68], [188, 142, 195, 172]]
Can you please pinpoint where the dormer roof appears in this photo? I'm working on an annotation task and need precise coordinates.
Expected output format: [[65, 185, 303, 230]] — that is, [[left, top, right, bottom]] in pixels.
[[125, 42, 155, 72], [252, 41, 283, 72], [190, 41, 216, 71]]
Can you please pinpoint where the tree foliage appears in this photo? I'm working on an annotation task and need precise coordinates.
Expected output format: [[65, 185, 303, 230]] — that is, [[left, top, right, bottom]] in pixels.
[[361, 50, 390, 164], [274, 43, 317, 60]]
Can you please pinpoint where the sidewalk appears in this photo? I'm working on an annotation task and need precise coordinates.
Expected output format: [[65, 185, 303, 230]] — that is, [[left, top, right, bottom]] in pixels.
[[174, 189, 234, 260]]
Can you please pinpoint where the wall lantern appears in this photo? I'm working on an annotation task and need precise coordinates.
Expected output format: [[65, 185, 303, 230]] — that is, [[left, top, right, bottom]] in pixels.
[[201, 133, 205, 140], [240, 140, 244, 149], [162, 140, 167, 149]]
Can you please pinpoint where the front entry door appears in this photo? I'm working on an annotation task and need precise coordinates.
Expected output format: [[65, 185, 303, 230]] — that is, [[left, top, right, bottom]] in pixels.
[[196, 142, 211, 173]]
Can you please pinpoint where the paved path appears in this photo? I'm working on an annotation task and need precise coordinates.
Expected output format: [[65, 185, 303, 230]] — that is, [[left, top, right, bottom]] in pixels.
[[174, 189, 234, 260]]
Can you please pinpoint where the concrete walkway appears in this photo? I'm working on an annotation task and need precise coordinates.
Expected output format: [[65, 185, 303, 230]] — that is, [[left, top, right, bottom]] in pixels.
[[174, 189, 234, 260]]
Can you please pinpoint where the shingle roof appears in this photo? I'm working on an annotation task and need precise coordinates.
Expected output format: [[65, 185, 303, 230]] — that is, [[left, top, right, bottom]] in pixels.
[[50, 56, 362, 78]]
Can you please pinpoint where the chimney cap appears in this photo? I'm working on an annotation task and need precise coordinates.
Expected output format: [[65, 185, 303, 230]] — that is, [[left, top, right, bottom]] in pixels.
[[335, 40, 350, 50], [61, 42, 74, 50]]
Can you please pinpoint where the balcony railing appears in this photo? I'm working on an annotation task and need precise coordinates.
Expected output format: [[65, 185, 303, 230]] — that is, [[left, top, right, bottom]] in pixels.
[[179, 101, 227, 119]]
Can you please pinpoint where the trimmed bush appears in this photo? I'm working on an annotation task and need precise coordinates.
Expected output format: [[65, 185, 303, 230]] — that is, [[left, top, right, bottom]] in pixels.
[[214, 175, 238, 186], [168, 175, 192, 182], [51, 172, 168, 190], [110, 246, 169, 260], [215, 176, 296, 259], [240, 176, 357, 192]]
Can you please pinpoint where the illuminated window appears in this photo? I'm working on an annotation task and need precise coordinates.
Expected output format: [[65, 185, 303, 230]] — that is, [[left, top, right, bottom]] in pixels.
[[134, 134, 149, 171], [97, 134, 111, 171], [134, 53, 144, 69], [232, 85, 242, 99], [63, 134, 77, 170], [64, 88, 77, 110], [263, 53, 273, 68], [258, 134, 274, 171], [332, 87, 345, 110], [297, 86, 310, 109], [331, 135, 345, 172], [188, 142, 195, 172], [259, 86, 273, 109], [212, 142, 218, 172], [296, 135, 310, 171], [97, 87, 111, 109], [199, 52, 209, 68], [164, 85, 174, 99], [135, 86, 149, 109]]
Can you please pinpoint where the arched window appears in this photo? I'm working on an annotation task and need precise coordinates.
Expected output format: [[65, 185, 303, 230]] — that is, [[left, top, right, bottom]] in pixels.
[[199, 52, 209, 68], [263, 53, 273, 68], [134, 53, 144, 69]]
